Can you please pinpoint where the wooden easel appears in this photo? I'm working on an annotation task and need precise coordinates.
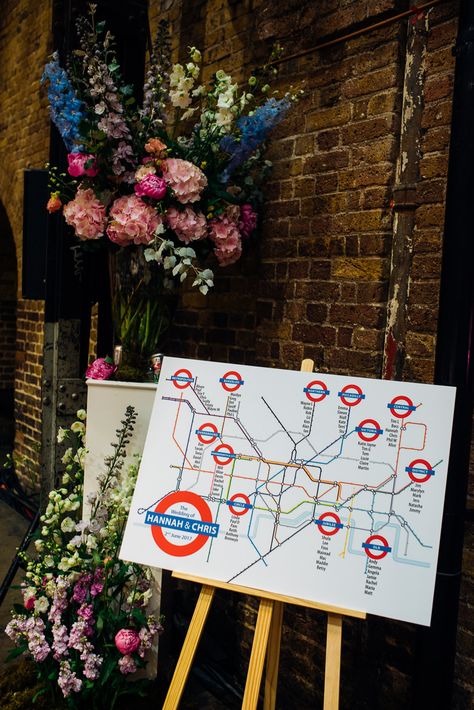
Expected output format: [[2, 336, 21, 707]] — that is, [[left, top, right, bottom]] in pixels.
[[162, 359, 367, 710]]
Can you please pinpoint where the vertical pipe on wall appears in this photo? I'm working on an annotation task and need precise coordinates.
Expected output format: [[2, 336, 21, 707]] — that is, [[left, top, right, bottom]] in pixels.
[[413, 0, 474, 706], [382, 12, 428, 381]]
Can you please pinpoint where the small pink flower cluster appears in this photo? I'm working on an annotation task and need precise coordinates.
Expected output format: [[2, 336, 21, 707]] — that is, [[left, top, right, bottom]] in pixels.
[[166, 206, 207, 244], [106, 194, 160, 246], [208, 206, 241, 267], [63, 188, 107, 240], [6, 616, 51, 662]]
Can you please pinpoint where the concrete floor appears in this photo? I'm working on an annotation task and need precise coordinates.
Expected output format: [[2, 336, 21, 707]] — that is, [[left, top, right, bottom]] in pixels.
[[0, 499, 29, 666]]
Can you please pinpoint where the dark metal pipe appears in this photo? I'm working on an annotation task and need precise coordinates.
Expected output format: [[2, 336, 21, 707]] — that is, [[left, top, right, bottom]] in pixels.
[[413, 0, 474, 707]]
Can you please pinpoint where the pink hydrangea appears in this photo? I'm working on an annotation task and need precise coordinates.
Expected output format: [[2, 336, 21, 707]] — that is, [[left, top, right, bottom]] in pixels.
[[63, 188, 107, 240], [67, 152, 99, 177], [166, 206, 207, 244], [106, 194, 160, 246], [134, 173, 167, 200], [115, 629, 140, 655], [209, 214, 242, 267], [161, 158, 207, 203], [239, 203, 257, 238]]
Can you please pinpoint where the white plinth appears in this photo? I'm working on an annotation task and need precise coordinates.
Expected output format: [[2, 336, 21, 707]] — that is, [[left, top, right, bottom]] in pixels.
[[84, 379, 161, 676]]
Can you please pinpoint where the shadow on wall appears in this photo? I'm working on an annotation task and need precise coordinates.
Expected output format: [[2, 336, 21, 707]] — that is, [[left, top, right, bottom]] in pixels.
[[0, 202, 16, 458]]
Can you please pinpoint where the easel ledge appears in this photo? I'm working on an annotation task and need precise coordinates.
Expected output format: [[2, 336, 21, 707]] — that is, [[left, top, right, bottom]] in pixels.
[[162, 359, 367, 710], [172, 570, 366, 619]]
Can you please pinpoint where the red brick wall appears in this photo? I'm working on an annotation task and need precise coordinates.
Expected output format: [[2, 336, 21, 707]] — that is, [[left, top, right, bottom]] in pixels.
[[0, 0, 52, 489], [150, 1, 474, 707]]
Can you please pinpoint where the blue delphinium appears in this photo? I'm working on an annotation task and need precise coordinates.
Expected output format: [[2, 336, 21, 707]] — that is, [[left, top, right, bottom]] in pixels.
[[41, 52, 84, 152], [220, 96, 291, 183]]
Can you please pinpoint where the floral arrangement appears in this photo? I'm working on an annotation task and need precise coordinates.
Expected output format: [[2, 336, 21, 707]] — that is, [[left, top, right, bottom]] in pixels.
[[42, 5, 299, 296], [6, 408, 163, 708]]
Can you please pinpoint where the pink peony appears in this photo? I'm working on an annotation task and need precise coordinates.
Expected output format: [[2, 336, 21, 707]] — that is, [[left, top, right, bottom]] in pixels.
[[106, 194, 160, 246], [134, 173, 167, 200], [239, 203, 257, 238], [161, 158, 207, 203], [67, 152, 99, 177], [115, 629, 140, 655], [63, 188, 107, 240], [209, 215, 242, 267], [166, 206, 207, 244], [85, 357, 117, 380]]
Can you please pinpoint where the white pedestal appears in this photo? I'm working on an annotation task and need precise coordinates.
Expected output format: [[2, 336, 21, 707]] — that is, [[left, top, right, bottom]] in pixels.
[[84, 379, 161, 676]]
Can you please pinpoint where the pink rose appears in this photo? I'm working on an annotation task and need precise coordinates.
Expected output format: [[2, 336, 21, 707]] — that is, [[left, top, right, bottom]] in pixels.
[[239, 203, 257, 238], [161, 158, 207, 203], [47, 194, 62, 213], [166, 206, 207, 244], [63, 188, 107, 240], [145, 138, 167, 156], [115, 629, 140, 655], [106, 194, 160, 246], [24, 595, 35, 611], [85, 357, 117, 380], [134, 174, 167, 200], [67, 153, 99, 177]]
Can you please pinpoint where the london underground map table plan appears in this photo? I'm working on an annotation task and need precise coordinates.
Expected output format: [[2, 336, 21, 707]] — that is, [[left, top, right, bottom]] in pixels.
[[120, 357, 456, 625]]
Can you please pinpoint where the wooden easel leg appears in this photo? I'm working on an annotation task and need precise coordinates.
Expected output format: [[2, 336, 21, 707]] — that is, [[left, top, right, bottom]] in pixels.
[[263, 600, 284, 710], [242, 598, 274, 710], [162, 584, 216, 710], [323, 613, 343, 710]]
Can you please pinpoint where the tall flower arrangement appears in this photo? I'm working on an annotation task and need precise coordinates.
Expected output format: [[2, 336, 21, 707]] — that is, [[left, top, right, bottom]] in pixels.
[[42, 7, 300, 298], [6, 408, 163, 709]]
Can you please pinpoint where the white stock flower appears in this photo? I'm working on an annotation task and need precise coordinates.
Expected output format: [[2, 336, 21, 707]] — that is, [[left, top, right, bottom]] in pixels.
[[142, 589, 153, 605], [169, 63, 185, 86], [61, 448, 73, 464], [170, 90, 192, 109], [34, 596, 49, 613], [186, 62, 200, 79], [61, 517, 75, 534], [215, 109, 234, 128], [181, 107, 197, 121], [76, 409, 86, 421], [57, 427, 68, 443], [70, 421, 85, 435]]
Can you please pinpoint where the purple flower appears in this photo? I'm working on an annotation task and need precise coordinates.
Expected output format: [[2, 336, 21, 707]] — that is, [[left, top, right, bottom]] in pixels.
[[239, 204, 257, 238], [82, 649, 103, 680], [72, 582, 88, 604], [58, 660, 82, 697], [52, 622, 69, 660]]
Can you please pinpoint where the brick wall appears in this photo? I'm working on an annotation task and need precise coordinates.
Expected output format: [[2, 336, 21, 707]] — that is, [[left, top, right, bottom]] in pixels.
[[149, 1, 474, 707], [0, 0, 52, 489]]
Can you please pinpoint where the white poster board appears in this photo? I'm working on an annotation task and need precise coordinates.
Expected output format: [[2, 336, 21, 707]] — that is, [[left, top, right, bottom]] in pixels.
[[120, 357, 456, 626]]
